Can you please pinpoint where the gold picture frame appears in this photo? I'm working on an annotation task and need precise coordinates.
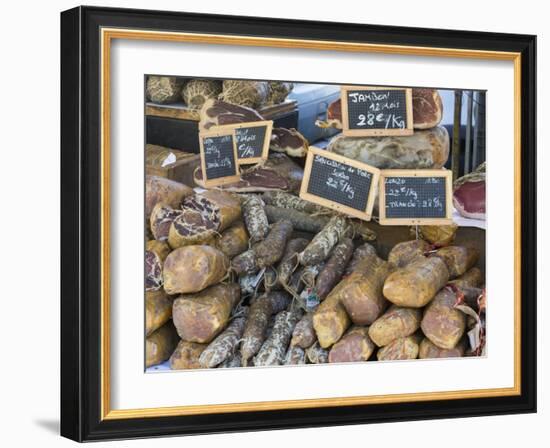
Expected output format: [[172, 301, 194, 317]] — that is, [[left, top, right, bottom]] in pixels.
[[61, 6, 536, 441]]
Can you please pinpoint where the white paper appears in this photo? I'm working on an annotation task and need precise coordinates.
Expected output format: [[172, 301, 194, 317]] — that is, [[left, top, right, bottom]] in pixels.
[[110, 36, 515, 411]]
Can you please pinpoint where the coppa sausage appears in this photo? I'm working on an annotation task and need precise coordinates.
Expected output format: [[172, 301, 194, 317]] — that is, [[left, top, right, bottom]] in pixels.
[[368, 306, 421, 347], [312, 283, 351, 348], [383, 256, 449, 307], [387, 240, 431, 268], [315, 238, 354, 300], [170, 340, 207, 370], [145, 290, 173, 336], [377, 335, 421, 361], [163, 245, 229, 295], [421, 287, 466, 349], [146, 322, 179, 368], [431, 246, 479, 278], [340, 253, 391, 325], [172, 283, 241, 343], [448, 267, 483, 288], [328, 327, 375, 363], [300, 216, 347, 266], [419, 337, 466, 359]]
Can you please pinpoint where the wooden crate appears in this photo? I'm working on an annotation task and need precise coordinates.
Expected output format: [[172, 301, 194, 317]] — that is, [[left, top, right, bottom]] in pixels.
[[145, 144, 200, 187]]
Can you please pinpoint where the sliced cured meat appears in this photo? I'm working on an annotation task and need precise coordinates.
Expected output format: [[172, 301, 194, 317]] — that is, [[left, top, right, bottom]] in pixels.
[[199, 99, 264, 130], [145, 240, 170, 291], [194, 153, 303, 193], [168, 209, 218, 249], [183, 190, 241, 232], [150, 203, 182, 241], [270, 128, 308, 157], [145, 175, 192, 219], [454, 180, 486, 220]]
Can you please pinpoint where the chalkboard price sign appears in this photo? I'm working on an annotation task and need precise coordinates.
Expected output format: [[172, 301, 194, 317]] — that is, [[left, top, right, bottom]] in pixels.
[[340, 86, 413, 137], [300, 147, 380, 221], [218, 120, 273, 164], [379, 169, 453, 225], [199, 131, 241, 187]]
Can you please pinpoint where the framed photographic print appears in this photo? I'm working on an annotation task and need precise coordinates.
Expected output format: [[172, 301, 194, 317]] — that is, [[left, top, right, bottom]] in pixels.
[[61, 6, 537, 442]]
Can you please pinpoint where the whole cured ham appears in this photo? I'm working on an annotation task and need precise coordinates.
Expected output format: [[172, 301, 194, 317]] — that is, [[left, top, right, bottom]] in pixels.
[[412, 89, 444, 129], [327, 126, 449, 170], [453, 163, 486, 220]]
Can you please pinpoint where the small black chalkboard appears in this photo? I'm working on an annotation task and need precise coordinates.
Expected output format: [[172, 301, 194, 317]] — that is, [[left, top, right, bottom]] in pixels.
[[379, 170, 452, 225], [300, 147, 380, 221], [341, 86, 413, 136], [231, 120, 272, 164], [199, 132, 240, 187]]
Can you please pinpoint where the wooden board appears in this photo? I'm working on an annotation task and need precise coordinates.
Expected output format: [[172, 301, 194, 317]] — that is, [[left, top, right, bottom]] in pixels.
[[215, 120, 273, 165], [145, 100, 298, 122], [379, 169, 453, 225], [198, 130, 241, 188], [145, 102, 201, 121], [300, 147, 380, 221], [340, 86, 413, 137]]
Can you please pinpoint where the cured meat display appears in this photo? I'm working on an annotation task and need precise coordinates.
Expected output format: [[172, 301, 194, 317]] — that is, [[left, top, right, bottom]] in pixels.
[[144, 77, 487, 371]]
